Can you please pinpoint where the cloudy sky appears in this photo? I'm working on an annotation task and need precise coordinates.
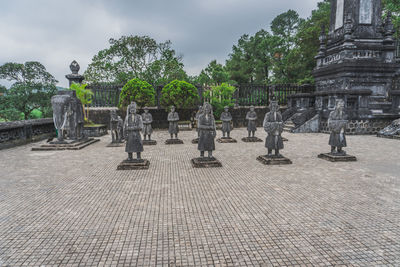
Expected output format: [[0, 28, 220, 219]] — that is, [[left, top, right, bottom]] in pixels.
[[0, 0, 320, 88]]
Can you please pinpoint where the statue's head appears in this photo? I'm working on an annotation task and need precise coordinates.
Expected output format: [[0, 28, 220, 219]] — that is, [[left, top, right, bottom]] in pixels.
[[128, 102, 137, 114], [270, 101, 279, 112], [224, 106, 229, 112], [198, 105, 202, 110], [203, 102, 212, 115], [335, 99, 345, 111], [144, 107, 149, 113], [250, 106, 255, 112], [171, 106, 176, 112]]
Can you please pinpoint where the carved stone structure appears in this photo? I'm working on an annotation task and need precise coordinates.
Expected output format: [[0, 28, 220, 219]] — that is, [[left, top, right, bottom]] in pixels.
[[142, 107, 157, 145], [166, 106, 184, 145], [217, 106, 237, 143], [242, 106, 262, 142], [107, 110, 124, 147], [65, 61, 85, 87], [257, 101, 292, 165], [192, 103, 222, 168], [118, 102, 150, 170], [192, 105, 203, 144], [318, 100, 357, 162], [377, 118, 400, 139]]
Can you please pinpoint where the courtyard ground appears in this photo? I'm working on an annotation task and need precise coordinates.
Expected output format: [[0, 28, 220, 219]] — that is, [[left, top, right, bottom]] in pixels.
[[0, 128, 399, 266]]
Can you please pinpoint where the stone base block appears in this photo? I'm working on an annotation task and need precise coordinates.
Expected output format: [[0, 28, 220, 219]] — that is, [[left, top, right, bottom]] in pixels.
[[217, 137, 237, 143], [143, 140, 157, 146], [165, 139, 184, 145], [282, 137, 289, 142], [318, 153, 357, 162], [377, 134, 400, 140], [192, 138, 199, 144], [242, 137, 263, 143], [191, 157, 222, 168], [117, 159, 150, 170], [32, 138, 99, 151], [106, 142, 125, 147], [257, 155, 292, 165], [83, 124, 108, 137]]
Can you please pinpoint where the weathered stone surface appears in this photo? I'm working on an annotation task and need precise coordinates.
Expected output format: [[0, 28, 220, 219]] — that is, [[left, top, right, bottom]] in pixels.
[[106, 142, 125, 147], [191, 138, 199, 144], [117, 159, 150, 170], [377, 118, 400, 139], [318, 153, 357, 162], [83, 125, 108, 137], [32, 138, 99, 151], [241, 137, 263, 142], [143, 140, 157, 146], [165, 139, 184, 145], [191, 157, 222, 168], [217, 137, 237, 143], [257, 155, 292, 165]]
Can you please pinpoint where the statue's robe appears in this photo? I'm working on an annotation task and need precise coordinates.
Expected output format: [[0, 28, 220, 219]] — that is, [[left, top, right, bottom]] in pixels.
[[220, 111, 232, 134], [168, 111, 179, 135], [328, 110, 347, 148], [246, 111, 257, 132], [263, 111, 284, 150], [142, 113, 153, 135], [124, 113, 144, 153], [198, 113, 216, 152]]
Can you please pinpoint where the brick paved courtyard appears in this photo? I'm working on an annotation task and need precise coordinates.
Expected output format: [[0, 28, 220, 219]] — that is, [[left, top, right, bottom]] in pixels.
[[0, 128, 399, 266]]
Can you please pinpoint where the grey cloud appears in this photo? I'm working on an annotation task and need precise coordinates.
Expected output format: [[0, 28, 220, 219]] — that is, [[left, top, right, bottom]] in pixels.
[[0, 0, 320, 87]]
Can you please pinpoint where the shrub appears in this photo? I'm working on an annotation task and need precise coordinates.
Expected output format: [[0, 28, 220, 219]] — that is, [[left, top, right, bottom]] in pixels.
[[69, 83, 93, 122], [160, 80, 199, 109], [203, 83, 236, 118], [119, 78, 155, 109]]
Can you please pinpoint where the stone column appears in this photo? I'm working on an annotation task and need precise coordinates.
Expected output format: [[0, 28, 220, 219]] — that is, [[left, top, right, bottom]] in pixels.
[[65, 60, 84, 87]]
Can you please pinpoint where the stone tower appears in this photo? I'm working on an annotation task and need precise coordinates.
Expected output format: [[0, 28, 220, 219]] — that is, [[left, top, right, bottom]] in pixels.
[[313, 0, 399, 107]]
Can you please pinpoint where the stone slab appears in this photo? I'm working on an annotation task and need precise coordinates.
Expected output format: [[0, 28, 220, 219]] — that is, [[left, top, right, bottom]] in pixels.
[[377, 134, 400, 140], [242, 137, 263, 143], [318, 153, 357, 162], [117, 159, 150, 170], [191, 138, 199, 144], [106, 142, 125, 147], [191, 157, 222, 168], [32, 138, 99, 151], [143, 140, 157, 146], [257, 155, 293, 165], [165, 139, 184, 145], [217, 137, 237, 143], [282, 137, 289, 142]]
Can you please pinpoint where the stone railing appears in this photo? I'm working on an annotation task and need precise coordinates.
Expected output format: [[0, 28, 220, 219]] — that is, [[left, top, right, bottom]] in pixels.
[[0, 118, 55, 150]]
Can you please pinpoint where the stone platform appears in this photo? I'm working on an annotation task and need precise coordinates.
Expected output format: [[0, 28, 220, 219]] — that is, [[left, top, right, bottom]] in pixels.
[[191, 138, 199, 144], [217, 137, 237, 143], [257, 155, 292, 165], [165, 139, 184, 145], [143, 140, 157, 146], [318, 153, 357, 162], [241, 136, 263, 142], [32, 138, 99, 151], [117, 159, 150, 170], [106, 142, 125, 147], [191, 157, 222, 168]]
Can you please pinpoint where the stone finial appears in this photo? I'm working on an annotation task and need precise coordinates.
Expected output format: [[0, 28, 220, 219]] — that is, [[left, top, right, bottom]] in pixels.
[[344, 13, 354, 41], [70, 60, 80, 74], [384, 12, 395, 44], [317, 25, 327, 58]]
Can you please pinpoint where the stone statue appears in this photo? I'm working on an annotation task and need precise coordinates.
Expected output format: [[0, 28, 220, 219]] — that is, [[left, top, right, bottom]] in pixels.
[[168, 106, 179, 139], [198, 102, 216, 158], [220, 106, 233, 138], [67, 95, 85, 140], [246, 106, 257, 137], [263, 101, 284, 157], [110, 110, 123, 143], [124, 102, 144, 161], [141, 107, 153, 141], [51, 94, 71, 143], [378, 118, 400, 137], [328, 99, 348, 155], [195, 105, 203, 137]]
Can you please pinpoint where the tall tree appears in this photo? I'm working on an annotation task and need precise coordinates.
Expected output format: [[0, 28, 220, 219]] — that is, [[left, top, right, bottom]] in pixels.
[[0, 61, 58, 120], [195, 60, 230, 85], [84, 35, 188, 85]]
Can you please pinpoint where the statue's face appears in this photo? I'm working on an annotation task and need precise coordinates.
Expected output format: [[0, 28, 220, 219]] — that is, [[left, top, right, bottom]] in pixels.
[[337, 101, 344, 111], [144, 109, 149, 113], [271, 103, 278, 112], [171, 106, 175, 112], [130, 106, 136, 114], [224, 107, 228, 112], [204, 105, 211, 114], [199, 106, 202, 110], [250, 106, 255, 112]]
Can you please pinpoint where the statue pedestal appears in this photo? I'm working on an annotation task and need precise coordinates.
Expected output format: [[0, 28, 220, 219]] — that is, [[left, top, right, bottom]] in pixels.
[[165, 139, 184, 145], [107, 142, 124, 147], [257, 155, 292, 165], [282, 137, 289, 142], [217, 137, 237, 143], [32, 138, 99, 151], [191, 138, 199, 144], [143, 140, 157, 146], [117, 159, 150, 170], [318, 153, 357, 162], [242, 137, 263, 143], [191, 157, 222, 168]]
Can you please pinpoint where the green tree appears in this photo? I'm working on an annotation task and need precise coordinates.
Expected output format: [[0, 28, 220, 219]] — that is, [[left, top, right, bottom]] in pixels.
[[195, 60, 230, 85], [119, 78, 155, 109], [160, 80, 199, 109], [383, 0, 400, 38], [0, 62, 58, 120], [69, 83, 93, 122], [84, 35, 188, 85], [203, 83, 236, 118]]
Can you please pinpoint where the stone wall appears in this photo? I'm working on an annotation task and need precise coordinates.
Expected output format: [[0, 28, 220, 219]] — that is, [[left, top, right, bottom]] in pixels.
[[0, 118, 55, 150], [320, 116, 396, 135]]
